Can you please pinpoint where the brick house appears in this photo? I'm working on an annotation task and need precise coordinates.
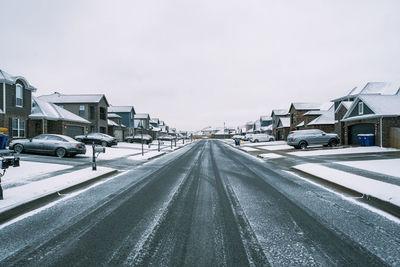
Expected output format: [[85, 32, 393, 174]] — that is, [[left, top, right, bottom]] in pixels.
[[271, 109, 289, 140], [276, 117, 290, 140], [38, 93, 110, 134], [0, 69, 36, 139], [334, 101, 352, 144], [288, 103, 322, 131], [29, 97, 90, 137], [107, 113, 128, 141], [341, 94, 400, 147]]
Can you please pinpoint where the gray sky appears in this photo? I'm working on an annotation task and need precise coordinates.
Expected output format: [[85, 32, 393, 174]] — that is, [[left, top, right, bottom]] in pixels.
[[1, 0, 400, 130]]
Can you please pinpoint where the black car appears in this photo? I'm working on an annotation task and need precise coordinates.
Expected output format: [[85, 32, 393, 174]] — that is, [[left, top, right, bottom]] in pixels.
[[9, 134, 86, 158], [75, 133, 118, 147]]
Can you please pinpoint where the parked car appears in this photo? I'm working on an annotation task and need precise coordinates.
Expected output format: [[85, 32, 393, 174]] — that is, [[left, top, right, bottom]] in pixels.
[[232, 135, 245, 140], [287, 129, 340, 149], [75, 133, 118, 147], [249, 134, 275, 143], [243, 133, 254, 141], [158, 135, 175, 141], [9, 134, 86, 158], [125, 134, 153, 144]]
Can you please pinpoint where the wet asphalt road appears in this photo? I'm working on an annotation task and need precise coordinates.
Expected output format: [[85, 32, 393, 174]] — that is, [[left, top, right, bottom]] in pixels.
[[0, 140, 399, 266]]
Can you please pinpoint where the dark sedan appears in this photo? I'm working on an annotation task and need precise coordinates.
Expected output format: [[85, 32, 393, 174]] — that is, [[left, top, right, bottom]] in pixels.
[[75, 133, 118, 147], [9, 134, 86, 158], [125, 134, 153, 144]]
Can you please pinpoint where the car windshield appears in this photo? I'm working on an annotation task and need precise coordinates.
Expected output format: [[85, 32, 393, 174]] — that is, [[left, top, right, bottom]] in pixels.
[[61, 135, 78, 142]]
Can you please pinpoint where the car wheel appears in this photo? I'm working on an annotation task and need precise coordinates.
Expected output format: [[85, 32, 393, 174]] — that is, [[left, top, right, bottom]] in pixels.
[[101, 141, 108, 147], [329, 139, 338, 147], [14, 144, 24, 153], [269, 138, 274, 142], [56, 148, 67, 158], [299, 141, 307, 150], [254, 139, 259, 143]]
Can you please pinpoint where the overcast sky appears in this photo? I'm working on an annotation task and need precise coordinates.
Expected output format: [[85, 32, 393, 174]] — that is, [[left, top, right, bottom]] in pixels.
[[1, 0, 399, 130]]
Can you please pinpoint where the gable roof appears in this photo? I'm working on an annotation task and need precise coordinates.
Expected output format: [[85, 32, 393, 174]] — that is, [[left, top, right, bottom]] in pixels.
[[332, 82, 400, 102], [260, 116, 272, 121], [107, 119, 119, 126], [308, 110, 335, 125], [0, 69, 37, 91], [134, 113, 150, 119], [108, 106, 135, 113], [39, 93, 109, 106], [342, 94, 400, 122], [290, 103, 323, 111], [278, 117, 290, 128], [107, 113, 121, 118], [334, 101, 353, 113], [29, 97, 90, 124], [271, 109, 289, 116]]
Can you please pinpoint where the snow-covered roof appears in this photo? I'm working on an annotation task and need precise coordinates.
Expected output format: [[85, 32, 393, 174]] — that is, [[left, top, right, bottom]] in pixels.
[[151, 127, 161, 132], [0, 69, 37, 91], [107, 113, 121, 119], [343, 95, 400, 122], [260, 116, 272, 121], [334, 101, 353, 113], [304, 110, 324, 116], [296, 121, 305, 127], [39, 93, 108, 105], [291, 103, 323, 110], [107, 119, 119, 126], [308, 110, 335, 125], [332, 82, 400, 102], [29, 97, 90, 124], [108, 106, 135, 113], [278, 117, 290, 128], [271, 109, 289, 116], [134, 113, 150, 119], [260, 125, 272, 131]]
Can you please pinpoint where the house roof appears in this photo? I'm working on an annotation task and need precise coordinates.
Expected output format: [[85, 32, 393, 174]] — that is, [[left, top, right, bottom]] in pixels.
[[308, 110, 335, 125], [107, 119, 119, 126], [290, 103, 323, 111], [343, 95, 400, 122], [134, 113, 150, 119], [278, 117, 290, 128], [271, 109, 289, 116], [108, 106, 135, 113], [0, 69, 37, 91], [29, 97, 90, 124], [107, 113, 121, 118], [260, 116, 272, 121], [296, 121, 305, 127], [334, 101, 353, 113], [332, 82, 400, 102], [39, 93, 109, 106]]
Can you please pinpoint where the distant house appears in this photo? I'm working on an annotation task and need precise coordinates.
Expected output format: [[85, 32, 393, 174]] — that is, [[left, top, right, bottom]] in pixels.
[[149, 117, 161, 139], [276, 117, 290, 140], [341, 94, 400, 147], [289, 102, 332, 131], [39, 92, 110, 134], [271, 109, 289, 140], [259, 116, 273, 134], [108, 106, 135, 135], [0, 69, 37, 139], [134, 113, 150, 135], [107, 113, 127, 141], [29, 97, 90, 137]]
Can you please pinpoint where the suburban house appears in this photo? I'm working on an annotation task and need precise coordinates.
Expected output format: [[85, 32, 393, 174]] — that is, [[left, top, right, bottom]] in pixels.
[[29, 97, 91, 137], [149, 117, 161, 139], [108, 106, 135, 136], [39, 93, 110, 134], [259, 116, 273, 134], [288, 102, 332, 131], [134, 113, 150, 135], [276, 117, 290, 140], [340, 94, 400, 148], [159, 120, 168, 136], [302, 106, 335, 133], [0, 69, 37, 139], [332, 82, 400, 145], [107, 113, 127, 141], [271, 109, 289, 140]]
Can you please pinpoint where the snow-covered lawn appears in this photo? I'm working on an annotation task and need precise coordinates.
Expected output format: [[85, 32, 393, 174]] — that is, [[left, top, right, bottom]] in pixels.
[[335, 159, 400, 178], [77, 145, 143, 160], [128, 151, 165, 161], [2, 162, 71, 187], [240, 147, 259, 152], [258, 153, 283, 159], [288, 146, 398, 157], [0, 167, 115, 212], [293, 163, 400, 207]]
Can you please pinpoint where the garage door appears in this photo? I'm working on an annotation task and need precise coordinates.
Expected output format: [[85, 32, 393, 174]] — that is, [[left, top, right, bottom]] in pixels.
[[114, 129, 123, 141], [66, 125, 84, 137], [348, 123, 375, 145]]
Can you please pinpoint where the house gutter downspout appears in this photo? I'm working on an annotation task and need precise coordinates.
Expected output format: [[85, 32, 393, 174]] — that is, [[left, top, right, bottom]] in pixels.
[[380, 116, 383, 148]]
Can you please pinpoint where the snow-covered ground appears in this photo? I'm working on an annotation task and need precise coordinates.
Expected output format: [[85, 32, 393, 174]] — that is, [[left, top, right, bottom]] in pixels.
[[77, 145, 149, 160], [336, 159, 400, 178], [0, 167, 115, 212], [128, 151, 165, 161], [293, 163, 400, 207], [288, 146, 398, 157], [258, 153, 283, 159], [240, 147, 259, 152], [258, 144, 293, 151]]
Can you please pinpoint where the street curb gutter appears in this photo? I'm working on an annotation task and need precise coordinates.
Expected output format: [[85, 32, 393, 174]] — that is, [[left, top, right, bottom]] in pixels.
[[291, 168, 400, 218], [0, 169, 118, 224]]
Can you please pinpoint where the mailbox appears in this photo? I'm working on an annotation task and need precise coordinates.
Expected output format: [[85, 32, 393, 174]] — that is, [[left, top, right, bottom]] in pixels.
[[94, 147, 105, 153]]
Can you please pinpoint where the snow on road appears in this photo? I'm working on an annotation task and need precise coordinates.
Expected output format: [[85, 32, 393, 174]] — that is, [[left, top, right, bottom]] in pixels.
[[293, 163, 400, 207], [288, 146, 398, 157]]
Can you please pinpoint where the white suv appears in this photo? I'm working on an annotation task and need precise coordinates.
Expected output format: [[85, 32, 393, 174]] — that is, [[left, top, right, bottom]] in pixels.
[[249, 134, 275, 143]]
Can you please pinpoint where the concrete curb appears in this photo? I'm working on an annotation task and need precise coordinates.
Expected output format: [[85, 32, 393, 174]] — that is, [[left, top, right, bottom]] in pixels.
[[0, 169, 118, 224]]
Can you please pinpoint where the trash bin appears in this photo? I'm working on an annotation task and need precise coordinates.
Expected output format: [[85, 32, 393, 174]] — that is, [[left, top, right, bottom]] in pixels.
[[357, 134, 366, 146], [364, 134, 375, 146], [0, 135, 9, 149], [235, 139, 239, 146]]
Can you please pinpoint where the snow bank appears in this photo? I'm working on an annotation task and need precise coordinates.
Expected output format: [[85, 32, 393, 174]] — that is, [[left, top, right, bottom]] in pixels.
[[240, 147, 259, 152], [289, 146, 397, 157], [258, 153, 283, 159], [128, 151, 165, 161], [293, 163, 400, 207], [258, 145, 293, 151], [335, 159, 400, 178]]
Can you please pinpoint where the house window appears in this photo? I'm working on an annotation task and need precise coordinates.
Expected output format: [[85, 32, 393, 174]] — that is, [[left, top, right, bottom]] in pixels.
[[79, 105, 85, 116], [100, 107, 106, 120], [291, 113, 296, 125], [16, 84, 23, 107], [358, 102, 364, 115], [12, 119, 25, 137], [90, 106, 95, 120]]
